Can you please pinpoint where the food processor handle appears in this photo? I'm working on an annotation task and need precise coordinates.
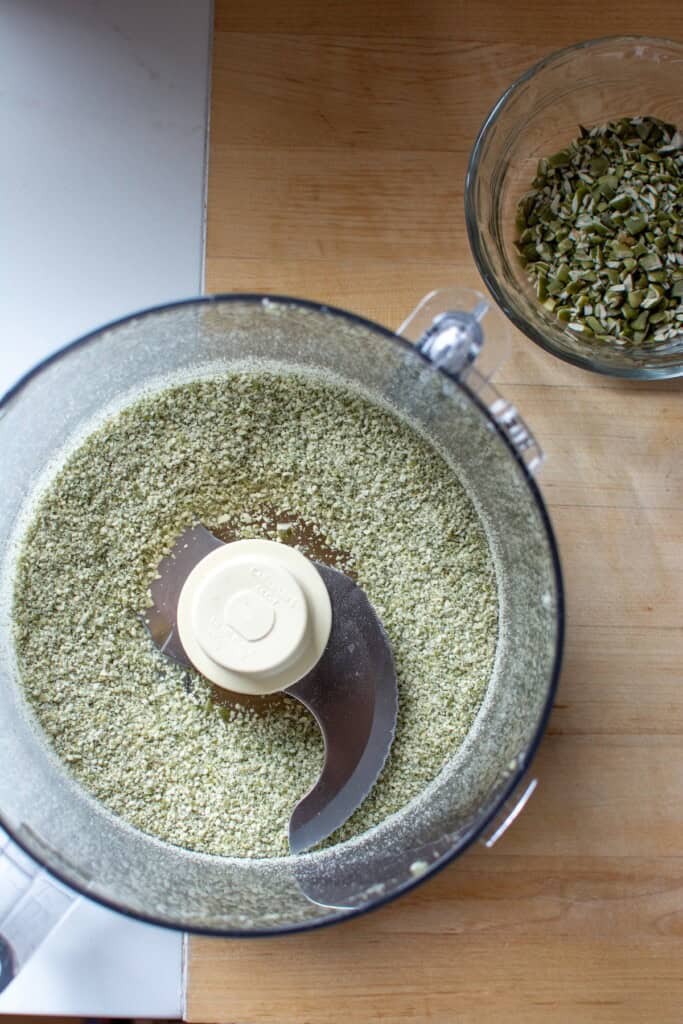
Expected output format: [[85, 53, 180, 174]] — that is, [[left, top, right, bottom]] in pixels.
[[0, 826, 78, 993], [398, 287, 544, 474]]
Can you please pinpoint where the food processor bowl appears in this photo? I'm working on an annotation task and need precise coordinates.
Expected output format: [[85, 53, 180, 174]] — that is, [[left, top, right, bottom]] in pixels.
[[466, 36, 683, 379], [0, 295, 563, 946]]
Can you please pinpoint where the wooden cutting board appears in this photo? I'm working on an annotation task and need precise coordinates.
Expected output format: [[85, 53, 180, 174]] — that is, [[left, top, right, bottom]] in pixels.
[[188, 3, 683, 1021]]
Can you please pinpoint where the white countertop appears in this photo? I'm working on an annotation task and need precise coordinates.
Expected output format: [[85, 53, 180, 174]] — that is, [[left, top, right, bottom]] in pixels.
[[0, 0, 211, 383], [0, 899, 185, 1018], [0, 0, 213, 1014]]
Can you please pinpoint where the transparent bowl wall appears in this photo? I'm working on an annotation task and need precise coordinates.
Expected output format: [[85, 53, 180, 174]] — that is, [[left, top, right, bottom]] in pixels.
[[0, 298, 562, 934], [466, 36, 683, 379]]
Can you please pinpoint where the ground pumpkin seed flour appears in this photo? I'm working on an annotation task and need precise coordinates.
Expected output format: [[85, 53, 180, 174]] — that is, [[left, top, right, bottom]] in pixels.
[[12, 370, 498, 858]]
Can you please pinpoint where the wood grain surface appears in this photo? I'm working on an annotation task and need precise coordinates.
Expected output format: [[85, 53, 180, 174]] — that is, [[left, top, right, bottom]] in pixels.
[[189, 2, 683, 1021]]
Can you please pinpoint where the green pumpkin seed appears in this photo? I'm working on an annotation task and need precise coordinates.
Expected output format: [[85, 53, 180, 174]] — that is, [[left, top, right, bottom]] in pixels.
[[515, 115, 683, 347], [625, 214, 647, 235]]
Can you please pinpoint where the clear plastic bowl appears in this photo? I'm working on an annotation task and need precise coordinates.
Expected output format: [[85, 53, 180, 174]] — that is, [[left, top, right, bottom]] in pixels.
[[466, 36, 683, 380], [0, 296, 563, 937]]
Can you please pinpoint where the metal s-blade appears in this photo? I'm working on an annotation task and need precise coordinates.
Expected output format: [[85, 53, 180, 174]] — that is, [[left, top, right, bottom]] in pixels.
[[142, 523, 223, 665], [286, 564, 397, 854], [142, 526, 398, 853]]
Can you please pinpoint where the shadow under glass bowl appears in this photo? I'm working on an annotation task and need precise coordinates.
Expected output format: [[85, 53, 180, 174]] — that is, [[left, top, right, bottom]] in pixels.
[[465, 36, 683, 380]]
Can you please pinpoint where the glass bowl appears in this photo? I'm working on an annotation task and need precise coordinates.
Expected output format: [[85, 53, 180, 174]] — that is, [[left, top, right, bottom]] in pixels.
[[465, 36, 683, 380]]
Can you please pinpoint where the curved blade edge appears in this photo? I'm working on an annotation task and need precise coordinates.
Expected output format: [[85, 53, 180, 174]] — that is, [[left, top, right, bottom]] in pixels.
[[286, 564, 398, 854]]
